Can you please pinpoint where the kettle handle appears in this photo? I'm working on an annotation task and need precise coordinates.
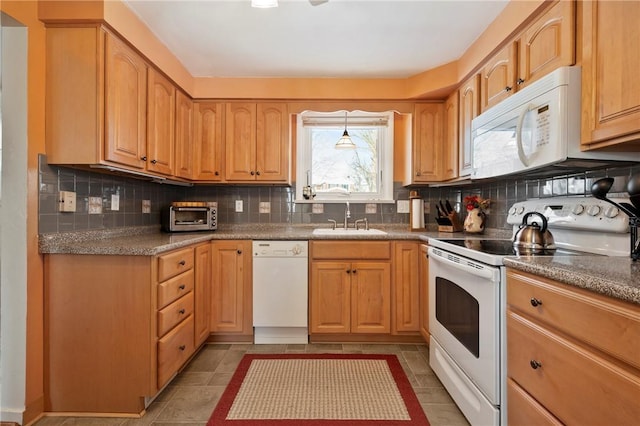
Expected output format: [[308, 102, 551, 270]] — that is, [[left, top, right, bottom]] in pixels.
[[522, 212, 548, 233]]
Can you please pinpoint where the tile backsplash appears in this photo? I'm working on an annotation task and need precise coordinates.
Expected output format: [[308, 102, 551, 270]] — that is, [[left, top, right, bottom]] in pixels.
[[38, 154, 640, 234]]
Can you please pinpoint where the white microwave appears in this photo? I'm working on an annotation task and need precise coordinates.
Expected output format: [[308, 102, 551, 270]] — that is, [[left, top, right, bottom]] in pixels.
[[471, 66, 633, 180]]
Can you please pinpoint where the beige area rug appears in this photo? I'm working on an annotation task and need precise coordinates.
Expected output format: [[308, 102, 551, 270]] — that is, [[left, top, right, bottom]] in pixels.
[[208, 353, 430, 425]]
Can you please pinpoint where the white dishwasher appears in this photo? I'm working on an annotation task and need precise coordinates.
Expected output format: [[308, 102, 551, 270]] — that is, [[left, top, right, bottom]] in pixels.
[[252, 241, 309, 344]]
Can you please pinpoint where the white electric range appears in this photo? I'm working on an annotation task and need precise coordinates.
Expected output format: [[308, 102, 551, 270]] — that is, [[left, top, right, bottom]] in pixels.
[[427, 197, 631, 426]]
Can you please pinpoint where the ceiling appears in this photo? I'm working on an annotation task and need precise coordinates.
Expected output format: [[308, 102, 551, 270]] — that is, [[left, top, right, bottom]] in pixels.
[[123, 0, 509, 79]]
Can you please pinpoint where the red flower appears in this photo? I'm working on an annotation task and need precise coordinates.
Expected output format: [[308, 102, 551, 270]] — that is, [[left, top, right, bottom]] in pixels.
[[464, 195, 490, 211]]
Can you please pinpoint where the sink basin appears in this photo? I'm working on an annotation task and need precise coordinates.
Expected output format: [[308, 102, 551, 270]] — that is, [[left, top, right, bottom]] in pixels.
[[312, 228, 388, 236]]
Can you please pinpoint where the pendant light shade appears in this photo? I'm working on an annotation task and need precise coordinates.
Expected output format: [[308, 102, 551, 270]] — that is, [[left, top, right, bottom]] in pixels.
[[252, 0, 278, 8], [335, 112, 356, 149]]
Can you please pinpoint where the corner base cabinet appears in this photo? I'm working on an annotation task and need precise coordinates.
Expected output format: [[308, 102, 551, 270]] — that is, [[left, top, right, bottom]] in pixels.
[[44, 246, 205, 414], [506, 269, 640, 425]]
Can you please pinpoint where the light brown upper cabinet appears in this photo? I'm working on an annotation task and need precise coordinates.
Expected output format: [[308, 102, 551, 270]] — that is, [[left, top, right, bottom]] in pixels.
[[405, 103, 445, 184], [481, 0, 575, 112], [46, 26, 149, 171], [225, 103, 290, 183], [147, 68, 176, 176], [581, 0, 640, 150], [443, 92, 459, 181], [193, 102, 225, 181], [458, 74, 480, 177], [174, 90, 194, 180]]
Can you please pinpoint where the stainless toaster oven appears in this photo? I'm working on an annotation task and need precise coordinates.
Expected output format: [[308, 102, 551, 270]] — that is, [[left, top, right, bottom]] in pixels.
[[162, 202, 217, 232]]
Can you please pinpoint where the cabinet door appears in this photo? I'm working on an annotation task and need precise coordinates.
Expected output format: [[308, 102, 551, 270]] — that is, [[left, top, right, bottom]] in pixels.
[[443, 92, 459, 181], [393, 242, 420, 333], [194, 243, 212, 346], [225, 103, 257, 181], [481, 42, 517, 112], [193, 102, 224, 181], [310, 261, 351, 333], [458, 74, 480, 177], [412, 103, 445, 182], [581, 0, 640, 148], [147, 68, 175, 176], [174, 90, 194, 179], [419, 244, 429, 342], [256, 103, 289, 182], [210, 241, 252, 334], [104, 33, 147, 169], [351, 262, 391, 334], [517, 0, 575, 90]]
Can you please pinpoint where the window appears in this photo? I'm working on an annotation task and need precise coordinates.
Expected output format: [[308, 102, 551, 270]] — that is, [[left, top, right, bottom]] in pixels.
[[296, 110, 394, 202]]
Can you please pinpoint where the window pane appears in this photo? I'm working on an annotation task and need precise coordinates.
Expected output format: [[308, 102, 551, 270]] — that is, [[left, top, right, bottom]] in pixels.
[[311, 127, 379, 194]]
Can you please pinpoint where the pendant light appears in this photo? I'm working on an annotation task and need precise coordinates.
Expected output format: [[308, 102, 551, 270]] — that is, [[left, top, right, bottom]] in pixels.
[[335, 111, 356, 149], [252, 0, 278, 8]]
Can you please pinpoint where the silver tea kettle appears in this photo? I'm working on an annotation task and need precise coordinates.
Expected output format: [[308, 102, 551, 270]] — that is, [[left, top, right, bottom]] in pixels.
[[513, 212, 556, 251]]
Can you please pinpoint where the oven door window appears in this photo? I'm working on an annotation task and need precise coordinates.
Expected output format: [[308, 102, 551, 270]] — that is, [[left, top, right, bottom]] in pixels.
[[435, 277, 479, 358]]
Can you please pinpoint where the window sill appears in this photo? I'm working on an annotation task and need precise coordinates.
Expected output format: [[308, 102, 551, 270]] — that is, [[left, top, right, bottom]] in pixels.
[[294, 199, 396, 204]]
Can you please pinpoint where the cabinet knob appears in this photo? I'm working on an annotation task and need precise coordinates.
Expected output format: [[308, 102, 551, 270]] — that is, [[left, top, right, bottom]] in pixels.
[[179, 345, 186, 351], [140, 156, 147, 161], [416, 172, 421, 176], [530, 297, 543, 307], [256, 171, 261, 176], [346, 269, 351, 274], [179, 309, 186, 314], [250, 171, 255, 176], [179, 284, 186, 290], [151, 159, 157, 164], [352, 269, 357, 274], [237, 249, 242, 255], [179, 260, 186, 266], [517, 78, 525, 85], [214, 171, 219, 176], [505, 86, 513, 92], [530, 359, 542, 370]]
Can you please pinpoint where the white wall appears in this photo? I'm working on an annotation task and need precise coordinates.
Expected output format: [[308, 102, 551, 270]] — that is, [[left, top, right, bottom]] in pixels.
[[0, 14, 28, 424]]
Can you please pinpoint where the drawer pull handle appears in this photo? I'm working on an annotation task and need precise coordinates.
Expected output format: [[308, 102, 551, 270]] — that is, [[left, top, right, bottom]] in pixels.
[[530, 298, 543, 307], [179, 309, 186, 314], [179, 260, 186, 266], [179, 284, 186, 290], [179, 345, 186, 351], [530, 360, 542, 369]]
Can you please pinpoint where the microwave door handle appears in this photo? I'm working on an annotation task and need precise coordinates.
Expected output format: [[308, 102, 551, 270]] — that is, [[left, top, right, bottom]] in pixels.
[[515, 104, 536, 167]]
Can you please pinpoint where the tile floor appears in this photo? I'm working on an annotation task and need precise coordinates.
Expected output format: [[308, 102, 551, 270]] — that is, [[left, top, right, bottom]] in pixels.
[[33, 343, 469, 426]]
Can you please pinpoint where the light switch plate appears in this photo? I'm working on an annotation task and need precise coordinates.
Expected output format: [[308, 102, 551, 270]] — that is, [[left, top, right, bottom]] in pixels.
[[111, 194, 120, 211], [312, 203, 324, 214], [58, 191, 76, 212], [142, 200, 151, 214], [397, 200, 410, 213], [365, 203, 377, 214], [235, 200, 243, 212]]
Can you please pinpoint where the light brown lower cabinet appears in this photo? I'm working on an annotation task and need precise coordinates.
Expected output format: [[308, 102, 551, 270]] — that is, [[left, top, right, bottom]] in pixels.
[[44, 245, 206, 414], [418, 243, 429, 342], [506, 269, 640, 425]]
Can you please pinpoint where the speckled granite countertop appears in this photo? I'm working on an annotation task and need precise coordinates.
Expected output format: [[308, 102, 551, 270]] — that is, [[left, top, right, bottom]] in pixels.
[[504, 256, 640, 306], [38, 224, 446, 256]]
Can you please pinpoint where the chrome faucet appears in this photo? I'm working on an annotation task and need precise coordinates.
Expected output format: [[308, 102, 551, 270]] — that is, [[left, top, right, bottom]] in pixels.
[[344, 201, 351, 229]]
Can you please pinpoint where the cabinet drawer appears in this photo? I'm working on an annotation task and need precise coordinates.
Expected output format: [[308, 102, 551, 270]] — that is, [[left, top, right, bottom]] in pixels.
[[158, 248, 194, 282], [507, 310, 640, 425], [507, 270, 640, 370], [158, 291, 194, 337], [158, 269, 194, 309], [157, 314, 195, 388], [507, 378, 561, 426], [311, 241, 391, 260]]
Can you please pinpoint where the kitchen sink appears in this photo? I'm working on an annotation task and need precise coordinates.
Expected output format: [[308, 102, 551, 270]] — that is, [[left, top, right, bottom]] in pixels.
[[312, 228, 388, 236]]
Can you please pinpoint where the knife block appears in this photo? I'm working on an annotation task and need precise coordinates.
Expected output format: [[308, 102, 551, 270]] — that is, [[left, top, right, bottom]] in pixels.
[[436, 211, 463, 233]]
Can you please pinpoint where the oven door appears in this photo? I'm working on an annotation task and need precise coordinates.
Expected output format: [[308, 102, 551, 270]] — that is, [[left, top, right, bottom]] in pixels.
[[428, 246, 501, 404]]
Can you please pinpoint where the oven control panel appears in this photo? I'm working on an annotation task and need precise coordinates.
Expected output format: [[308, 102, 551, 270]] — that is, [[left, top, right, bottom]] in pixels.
[[507, 197, 630, 233]]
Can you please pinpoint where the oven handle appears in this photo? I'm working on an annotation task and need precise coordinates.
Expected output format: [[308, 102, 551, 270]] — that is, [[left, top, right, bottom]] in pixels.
[[428, 247, 497, 280]]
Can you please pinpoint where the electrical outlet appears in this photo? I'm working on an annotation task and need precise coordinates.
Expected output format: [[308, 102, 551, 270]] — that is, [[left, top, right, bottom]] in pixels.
[[111, 194, 120, 211], [259, 202, 271, 214], [142, 200, 151, 214], [88, 196, 102, 214], [365, 203, 377, 214], [58, 191, 76, 212], [312, 203, 324, 214], [235, 200, 243, 212], [397, 200, 410, 213]]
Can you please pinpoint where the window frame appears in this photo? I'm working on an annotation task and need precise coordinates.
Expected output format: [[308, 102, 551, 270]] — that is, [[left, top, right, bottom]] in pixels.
[[295, 110, 394, 203]]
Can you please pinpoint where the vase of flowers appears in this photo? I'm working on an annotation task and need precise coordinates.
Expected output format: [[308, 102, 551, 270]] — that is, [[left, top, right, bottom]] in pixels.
[[463, 195, 490, 234]]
